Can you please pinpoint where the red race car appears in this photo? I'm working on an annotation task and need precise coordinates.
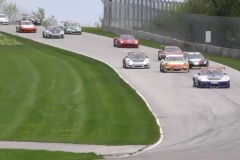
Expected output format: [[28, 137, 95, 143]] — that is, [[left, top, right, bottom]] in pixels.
[[16, 20, 37, 33], [113, 34, 139, 48], [158, 46, 182, 60]]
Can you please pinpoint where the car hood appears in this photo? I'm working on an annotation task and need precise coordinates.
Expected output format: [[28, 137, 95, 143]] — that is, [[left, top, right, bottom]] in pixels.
[[131, 58, 145, 62], [166, 61, 186, 64], [0, 17, 7, 20], [67, 26, 81, 30], [200, 75, 229, 80], [21, 25, 35, 28]]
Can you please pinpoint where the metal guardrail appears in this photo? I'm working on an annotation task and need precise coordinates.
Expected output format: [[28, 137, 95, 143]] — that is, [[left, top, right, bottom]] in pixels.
[[102, 0, 240, 50]]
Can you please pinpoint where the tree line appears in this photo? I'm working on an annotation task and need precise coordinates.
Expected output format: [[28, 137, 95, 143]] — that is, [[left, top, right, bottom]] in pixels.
[[177, 0, 240, 17], [0, 0, 57, 25]]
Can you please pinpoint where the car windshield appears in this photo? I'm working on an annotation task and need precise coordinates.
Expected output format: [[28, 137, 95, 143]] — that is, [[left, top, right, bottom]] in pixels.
[[129, 53, 146, 59], [201, 69, 223, 75], [66, 23, 79, 27], [20, 22, 32, 25], [186, 54, 204, 59], [165, 57, 185, 61], [0, 15, 5, 18], [48, 27, 61, 31], [120, 35, 135, 40], [164, 48, 182, 52]]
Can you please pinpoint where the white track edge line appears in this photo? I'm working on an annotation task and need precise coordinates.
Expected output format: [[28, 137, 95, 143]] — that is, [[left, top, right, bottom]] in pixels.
[[9, 34, 164, 157]]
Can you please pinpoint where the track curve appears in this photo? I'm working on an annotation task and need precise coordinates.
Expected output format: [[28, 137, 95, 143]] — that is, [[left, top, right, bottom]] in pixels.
[[1, 26, 240, 160]]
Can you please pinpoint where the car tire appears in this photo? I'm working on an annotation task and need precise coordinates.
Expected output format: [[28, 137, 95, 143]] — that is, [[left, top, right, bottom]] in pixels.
[[114, 40, 116, 47], [158, 52, 161, 60], [43, 33, 45, 38]]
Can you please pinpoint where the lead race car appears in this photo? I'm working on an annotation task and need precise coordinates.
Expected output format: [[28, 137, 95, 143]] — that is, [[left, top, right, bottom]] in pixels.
[[114, 35, 139, 48], [42, 26, 64, 38], [192, 66, 230, 88], [122, 51, 150, 69]]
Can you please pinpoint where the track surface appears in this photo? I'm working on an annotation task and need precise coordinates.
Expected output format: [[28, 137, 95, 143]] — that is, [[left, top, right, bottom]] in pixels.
[[1, 26, 240, 160]]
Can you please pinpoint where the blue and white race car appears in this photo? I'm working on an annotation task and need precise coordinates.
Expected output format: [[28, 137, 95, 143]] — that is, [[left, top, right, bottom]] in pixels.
[[193, 66, 230, 88]]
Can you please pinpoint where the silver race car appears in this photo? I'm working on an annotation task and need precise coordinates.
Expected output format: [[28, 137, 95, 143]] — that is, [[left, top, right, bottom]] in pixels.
[[183, 52, 209, 69], [123, 51, 150, 69], [42, 26, 64, 38]]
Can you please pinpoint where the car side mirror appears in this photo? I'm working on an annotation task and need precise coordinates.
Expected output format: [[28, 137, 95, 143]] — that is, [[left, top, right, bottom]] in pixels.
[[207, 57, 210, 60], [197, 73, 200, 75], [146, 56, 148, 58], [224, 73, 226, 75]]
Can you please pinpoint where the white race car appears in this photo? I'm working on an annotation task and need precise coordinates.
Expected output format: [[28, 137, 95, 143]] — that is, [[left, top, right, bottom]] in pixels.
[[123, 51, 150, 69], [193, 66, 230, 88], [0, 14, 9, 25]]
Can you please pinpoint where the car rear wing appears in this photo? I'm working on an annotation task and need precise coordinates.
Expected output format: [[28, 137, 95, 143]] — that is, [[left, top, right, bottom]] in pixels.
[[203, 66, 225, 70], [123, 51, 146, 53]]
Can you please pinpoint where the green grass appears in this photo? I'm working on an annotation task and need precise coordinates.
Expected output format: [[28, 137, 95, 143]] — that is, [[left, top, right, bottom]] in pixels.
[[82, 27, 240, 71], [0, 31, 159, 145], [0, 149, 102, 160], [0, 33, 22, 45]]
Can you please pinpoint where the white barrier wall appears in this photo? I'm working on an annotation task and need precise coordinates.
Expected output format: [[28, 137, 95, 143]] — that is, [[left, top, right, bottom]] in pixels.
[[102, 25, 240, 59]]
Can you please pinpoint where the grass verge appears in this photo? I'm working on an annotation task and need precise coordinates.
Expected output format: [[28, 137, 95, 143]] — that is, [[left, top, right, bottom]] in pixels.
[[82, 27, 240, 71], [0, 149, 101, 160], [0, 33, 22, 45], [0, 31, 159, 145]]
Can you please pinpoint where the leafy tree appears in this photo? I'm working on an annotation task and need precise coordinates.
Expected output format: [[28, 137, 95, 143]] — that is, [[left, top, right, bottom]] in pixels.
[[177, 0, 240, 17], [94, 15, 103, 27], [0, 0, 6, 12], [44, 15, 57, 26], [32, 7, 45, 24], [2, 2, 19, 22]]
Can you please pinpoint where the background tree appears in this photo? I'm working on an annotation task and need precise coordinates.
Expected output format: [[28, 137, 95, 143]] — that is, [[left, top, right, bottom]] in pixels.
[[44, 15, 57, 26], [2, 2, 19, 23], [32, 7, 45, 24], [94, 15, 103, 27], [177, 0, 240, 17], [0, 0, 6, 12]]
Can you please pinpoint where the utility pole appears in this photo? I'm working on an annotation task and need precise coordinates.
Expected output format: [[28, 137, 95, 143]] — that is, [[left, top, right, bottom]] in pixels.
[[109, 0, 112, 25]]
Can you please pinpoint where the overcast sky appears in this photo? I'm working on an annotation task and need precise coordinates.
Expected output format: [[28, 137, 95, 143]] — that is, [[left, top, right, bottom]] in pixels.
[[6, 0, 104, 26], [6, 0, 183, 26]]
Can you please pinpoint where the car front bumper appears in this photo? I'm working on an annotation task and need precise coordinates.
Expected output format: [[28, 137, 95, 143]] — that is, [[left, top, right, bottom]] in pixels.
[[0, 21, 9, 25], [66, 30, 81, 34], [197, 80, 230, 88], [163, 66, 189, 72], [126, 62, 150, 68], [19, 28, 36, 32], [48, 33, 64, 38]]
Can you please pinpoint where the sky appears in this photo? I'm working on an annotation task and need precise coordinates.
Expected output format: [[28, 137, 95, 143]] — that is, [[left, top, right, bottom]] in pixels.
[[6, 0, 104, 26]]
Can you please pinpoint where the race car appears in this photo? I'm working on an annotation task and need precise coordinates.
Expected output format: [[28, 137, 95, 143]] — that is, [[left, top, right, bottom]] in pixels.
[[158, 46, 182, 60], [183, 52, 209, 69], [16, 21, 37, 33], [0, 14, 9, 25], [22, 14, 41, 25], [192, 66, 230, 88], [122, 51, 150, 69], [160, 54, 189, 73], [114, 35, 139, 48], [60, 21, 82, 34], [42, 26, 64, 38]]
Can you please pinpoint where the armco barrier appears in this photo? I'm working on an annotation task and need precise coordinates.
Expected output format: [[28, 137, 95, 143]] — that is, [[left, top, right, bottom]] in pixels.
[[102, 25, 240, 59]]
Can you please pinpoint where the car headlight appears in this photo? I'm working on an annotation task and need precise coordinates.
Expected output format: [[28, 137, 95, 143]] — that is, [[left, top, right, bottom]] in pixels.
[[135, 40, 138, 44], [222, 77, 229, 81], [165, 62, 169, 67], [120, 41, 123, 43], [184, 62, 189, 66], [126, 59, 132, 63]]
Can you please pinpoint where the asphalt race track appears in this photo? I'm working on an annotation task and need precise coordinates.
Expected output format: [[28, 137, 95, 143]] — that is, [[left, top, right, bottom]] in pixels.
[[1, 26, 240, 160]]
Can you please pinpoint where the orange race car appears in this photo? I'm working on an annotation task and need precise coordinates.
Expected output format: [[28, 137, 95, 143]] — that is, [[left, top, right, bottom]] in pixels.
[[160, 54, 189, 73], [113, 34, 139, 48], [16, 20, 37, 33]]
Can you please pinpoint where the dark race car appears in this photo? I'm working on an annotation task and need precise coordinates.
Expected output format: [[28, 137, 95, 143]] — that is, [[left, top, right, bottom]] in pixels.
[[158, 46, 182, 60], [22, 14, 41, 26], [113, 35, 139, 48], [183, 52, 209, 69]]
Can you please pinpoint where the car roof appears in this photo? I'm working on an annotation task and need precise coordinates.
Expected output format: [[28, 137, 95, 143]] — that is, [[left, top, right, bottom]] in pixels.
[[20, 20, 32, 23], [184, 52, 201, 54], [166, 54, 184, 57]]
